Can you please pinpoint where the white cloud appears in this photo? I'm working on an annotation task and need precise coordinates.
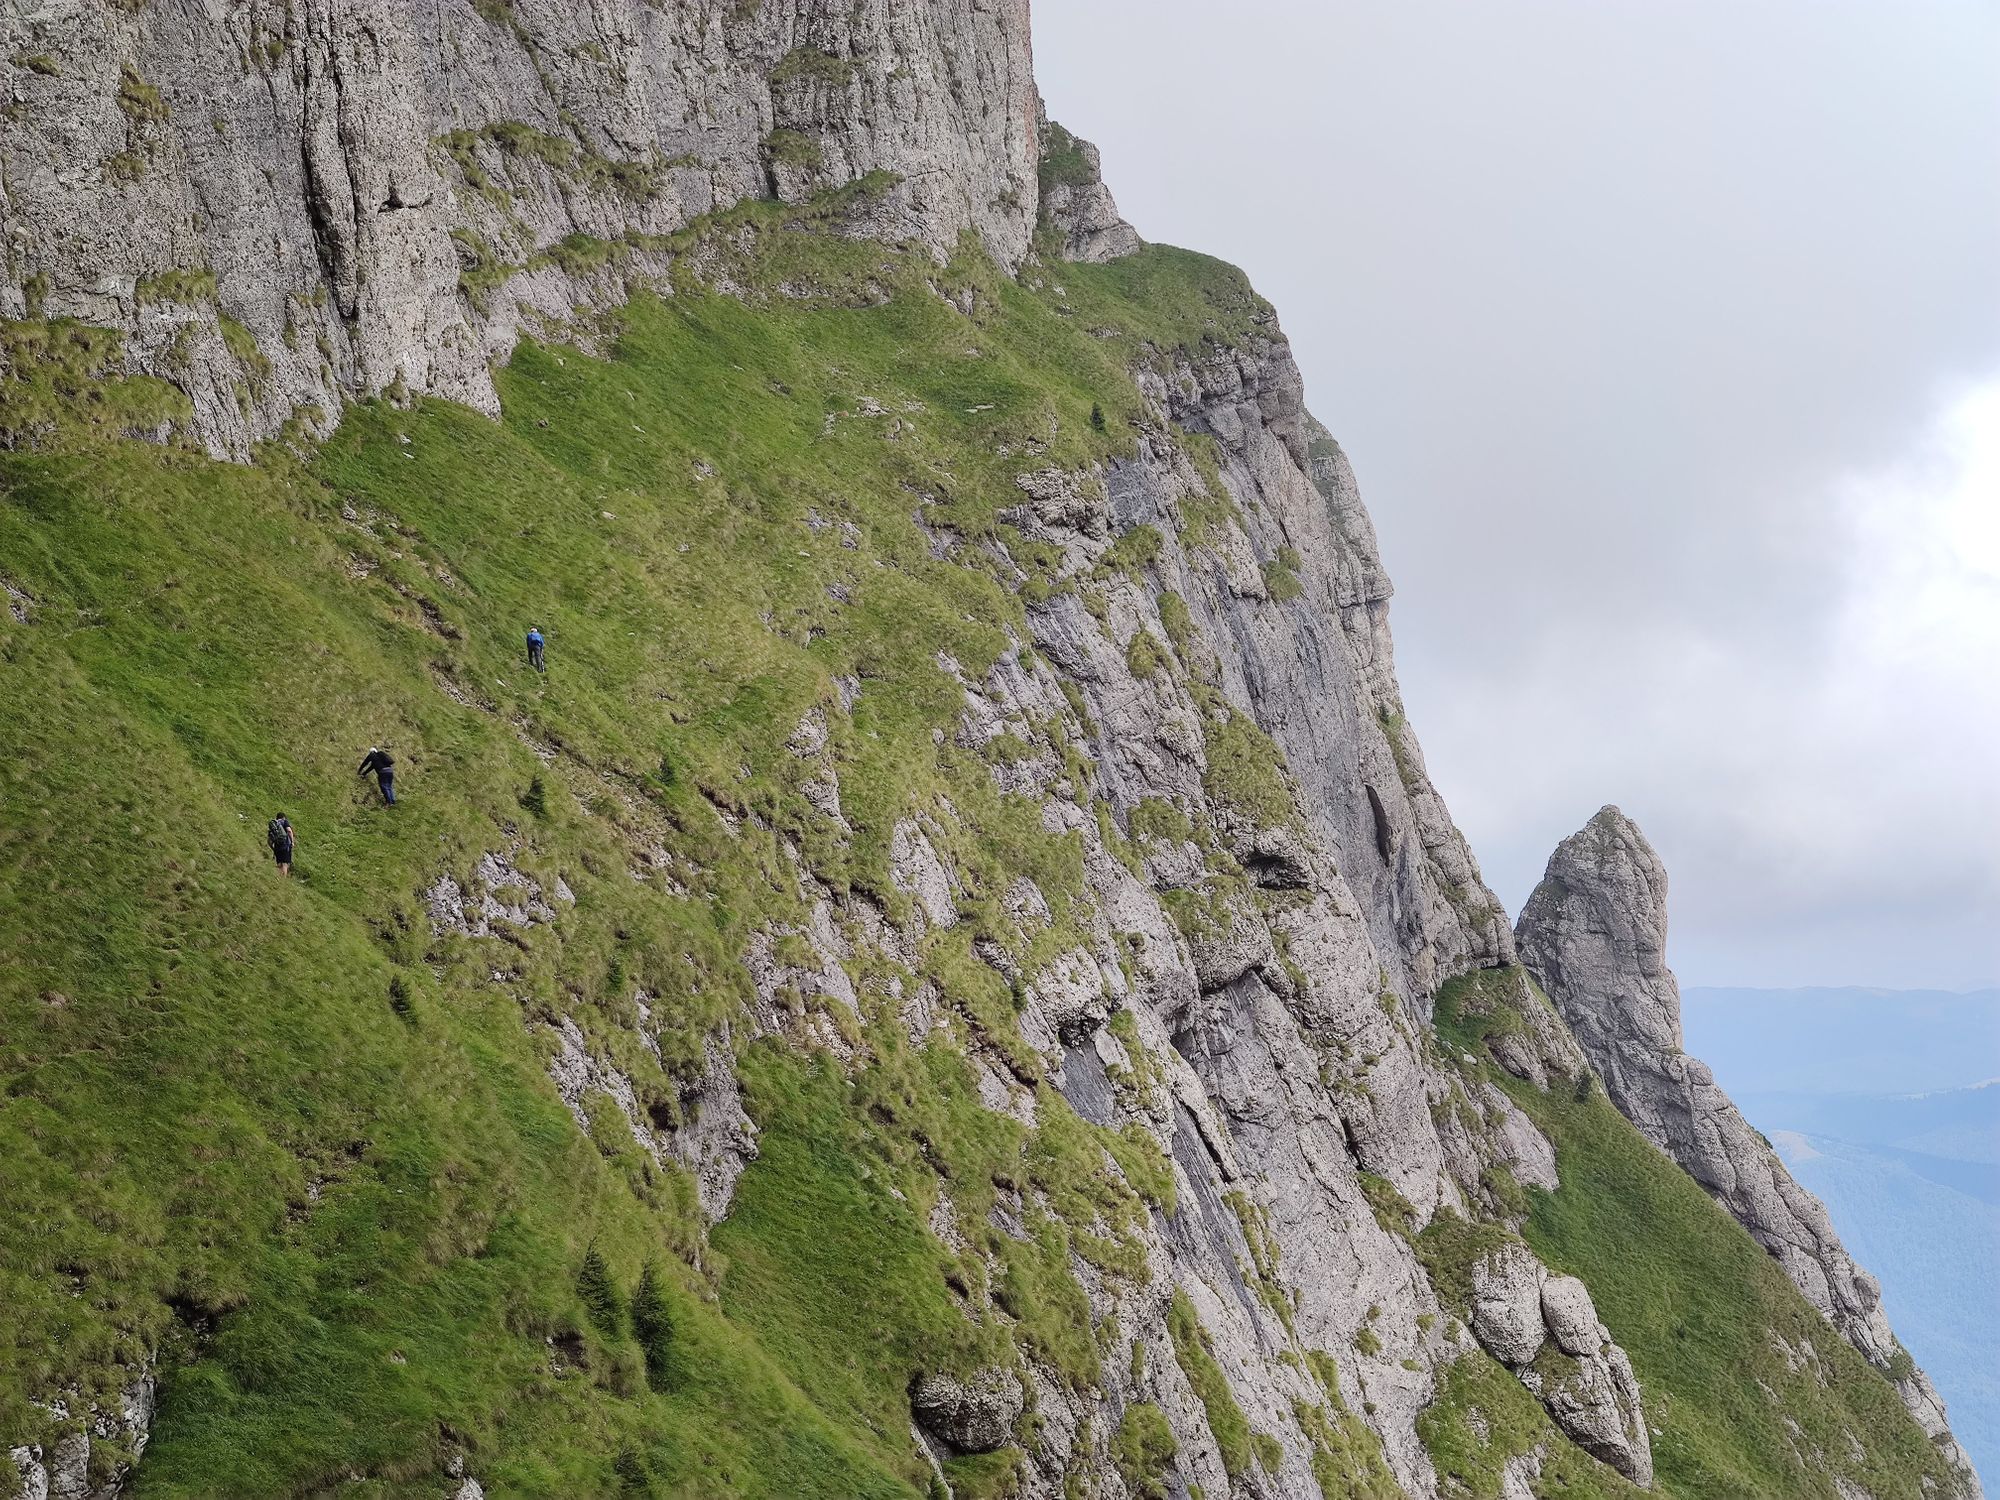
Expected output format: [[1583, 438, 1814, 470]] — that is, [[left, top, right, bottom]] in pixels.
[[1424, 381, 2000, 988], [1034, 0, 2000, 988]]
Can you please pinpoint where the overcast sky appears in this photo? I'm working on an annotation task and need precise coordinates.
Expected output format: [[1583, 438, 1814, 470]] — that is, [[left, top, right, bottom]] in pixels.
[[1034, 0, 2000, 992]]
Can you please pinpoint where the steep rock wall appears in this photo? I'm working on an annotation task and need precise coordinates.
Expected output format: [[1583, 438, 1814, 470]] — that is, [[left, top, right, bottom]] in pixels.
[[0, 0, 1040, 456]]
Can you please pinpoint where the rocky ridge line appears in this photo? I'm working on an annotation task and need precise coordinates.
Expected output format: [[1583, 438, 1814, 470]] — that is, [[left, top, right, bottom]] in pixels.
[[1516, 805, 1982, 1495]]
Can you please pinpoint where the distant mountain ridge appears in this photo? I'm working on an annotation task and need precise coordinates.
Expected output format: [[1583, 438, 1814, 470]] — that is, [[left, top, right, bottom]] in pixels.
[[1683, 985, 2000, 1095], [1686, 989, 2000, 1489]]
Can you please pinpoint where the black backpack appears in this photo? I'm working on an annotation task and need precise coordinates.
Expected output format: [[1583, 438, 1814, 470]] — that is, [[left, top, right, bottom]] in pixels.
[[268, 817, 291, 850]]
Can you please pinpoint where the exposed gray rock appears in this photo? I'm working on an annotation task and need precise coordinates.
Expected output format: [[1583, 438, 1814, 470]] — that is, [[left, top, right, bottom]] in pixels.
[[7, 1372, 151, 1500], [0, 0, 1043, 455], [2, 579, 35, 624], [544, 1015, 756, 1223], [1037, 118, 1141, 264], [888, 820, 959, 932], [44, 1434, 87, 1500], [1463, 1242, 1652, 1484], [1470, 1242, 1548, 1366], [425, 850, 558, 938], [1540, 1275, 1605, 1358], [910, 1368, 1024, 1454], [1524, 1341, 1653, 1488], [1027, 948, 1116, 1045], [1518, 805, 1981, 1493], [662, 1025, 761, 1223], [9, 1446, 48, 1500], [1478, 970, 1589, 1091], [1483, 1083, 1562, 1194], [1498, 1446, 1546, 1500]]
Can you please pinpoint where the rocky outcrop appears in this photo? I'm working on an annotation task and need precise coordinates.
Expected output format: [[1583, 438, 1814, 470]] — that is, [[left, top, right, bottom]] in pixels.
[[968, 292, 1612, 1495], [910, 1368, 1025, 1454], [1466, 1242, 1652, 1484], [0, 0, 1041, 455], [7, 1375, 152, 1500], [1518, 806, 1982, 1493], [1037, 118, 1142, 264]]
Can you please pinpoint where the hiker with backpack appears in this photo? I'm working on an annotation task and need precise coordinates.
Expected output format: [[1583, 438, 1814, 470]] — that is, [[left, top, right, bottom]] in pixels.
[[267, 814, 296, 875], [358, 746, 397, 805], [526, 625, 546, 673]]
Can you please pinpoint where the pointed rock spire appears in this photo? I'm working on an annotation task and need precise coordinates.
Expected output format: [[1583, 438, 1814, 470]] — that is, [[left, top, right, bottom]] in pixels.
[[1517, 806, 1983, 1495]]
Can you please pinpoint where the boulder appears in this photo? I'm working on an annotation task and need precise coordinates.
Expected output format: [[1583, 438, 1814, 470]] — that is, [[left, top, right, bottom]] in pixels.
[[1540, 1275, 1603, 1357], [1470, 1243, 1546, 1366], [910, 1368, 1023, 1454]]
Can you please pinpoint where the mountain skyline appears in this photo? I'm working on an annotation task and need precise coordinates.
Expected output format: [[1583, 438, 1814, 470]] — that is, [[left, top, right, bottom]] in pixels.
[[1035, 1, 2000, 994]]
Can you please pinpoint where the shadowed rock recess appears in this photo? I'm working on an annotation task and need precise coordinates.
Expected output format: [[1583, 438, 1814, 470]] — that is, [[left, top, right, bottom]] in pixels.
[[0, 6, 1977, 1499]]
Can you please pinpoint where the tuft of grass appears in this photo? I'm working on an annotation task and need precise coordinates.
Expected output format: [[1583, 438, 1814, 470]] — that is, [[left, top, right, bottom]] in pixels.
[[1261, 545, 1303, 603], [771, 48, 858, 89], [1198, 693, 1294, 830], [1096, 522, 1162, 579], [116, 64, 168, 125], [441, 122, 657, 202], [1111, 1402, 1176, 1499], [1295, 1352, 1400, 1500], [1124, 628, 1169, 680], [1038, 122, 1097, 196], [1166, 1292, 1256, 1479], [0, 317, 191, 446], [138, 269, 218, 305], [217, 314, 271, 380], [765, 130, 823, 172]]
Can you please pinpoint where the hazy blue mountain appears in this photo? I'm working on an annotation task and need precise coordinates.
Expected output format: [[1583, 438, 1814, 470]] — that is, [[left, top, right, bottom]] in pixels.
[[1686, 988, 2000, 1487], [1683, 985, 2000, 1096], [1770, 1129, 2000, 1489]]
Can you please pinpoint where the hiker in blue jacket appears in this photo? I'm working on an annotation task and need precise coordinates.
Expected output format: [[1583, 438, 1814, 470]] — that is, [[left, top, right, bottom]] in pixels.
[[527, 625, 546, 673], [358, 746, 397, 805]]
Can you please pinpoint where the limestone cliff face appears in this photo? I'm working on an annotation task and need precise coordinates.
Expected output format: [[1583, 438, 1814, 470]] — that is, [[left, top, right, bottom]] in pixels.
[[0, 0, 1040, 457], [1517, 807, 1982, 1495], [992, 322, 1607, 1494], [1, 8, 1979, 1500]]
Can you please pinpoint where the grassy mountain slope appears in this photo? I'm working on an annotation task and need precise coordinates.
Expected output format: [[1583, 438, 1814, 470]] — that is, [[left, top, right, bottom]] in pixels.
[[0, 193, 1962, 1498], [1435, 971, 1964, 1500], [0, 206, 1259, 1496]]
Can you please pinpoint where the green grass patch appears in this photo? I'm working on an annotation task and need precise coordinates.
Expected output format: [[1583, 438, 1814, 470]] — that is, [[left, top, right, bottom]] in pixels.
[[1437, 968, 1968, 1499], [1112, 1402, 1176, 1499], [1198, 693, 1294, 830], [771, 48, 858, 89], [1166, 1292, 1257, 1479], [1417, 1350, 1641, 1500]]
